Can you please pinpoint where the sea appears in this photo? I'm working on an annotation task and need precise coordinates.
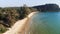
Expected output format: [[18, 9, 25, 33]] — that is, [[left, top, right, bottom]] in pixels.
[[29, 12, 60, 34]]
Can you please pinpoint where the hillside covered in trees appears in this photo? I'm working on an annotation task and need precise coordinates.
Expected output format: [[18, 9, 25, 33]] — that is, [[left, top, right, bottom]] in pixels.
[[0, 5, 37, 33], [33, 4, 60, 12]]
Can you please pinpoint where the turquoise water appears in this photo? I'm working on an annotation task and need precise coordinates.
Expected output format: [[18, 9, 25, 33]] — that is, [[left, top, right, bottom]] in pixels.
[[30, 12, 60, 34]]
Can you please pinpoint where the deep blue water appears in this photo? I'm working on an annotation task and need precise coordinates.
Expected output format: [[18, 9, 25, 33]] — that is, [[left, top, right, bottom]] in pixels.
[[30, 12, 60, 34]]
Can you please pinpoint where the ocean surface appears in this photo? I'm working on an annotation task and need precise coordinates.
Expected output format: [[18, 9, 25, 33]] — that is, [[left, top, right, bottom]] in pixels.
[[29, 12, 60, 34]]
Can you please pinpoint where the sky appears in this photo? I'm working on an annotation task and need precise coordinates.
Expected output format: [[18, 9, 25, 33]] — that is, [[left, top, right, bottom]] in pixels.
[[0, 0, 60, 7]]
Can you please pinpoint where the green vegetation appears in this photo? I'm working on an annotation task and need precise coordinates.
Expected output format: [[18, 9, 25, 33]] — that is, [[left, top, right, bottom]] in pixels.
[[0, 5, 37, 33]]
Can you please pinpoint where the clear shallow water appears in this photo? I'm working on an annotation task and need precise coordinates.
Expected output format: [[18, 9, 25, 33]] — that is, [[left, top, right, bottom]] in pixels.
[[30, 12, 60, 34]]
